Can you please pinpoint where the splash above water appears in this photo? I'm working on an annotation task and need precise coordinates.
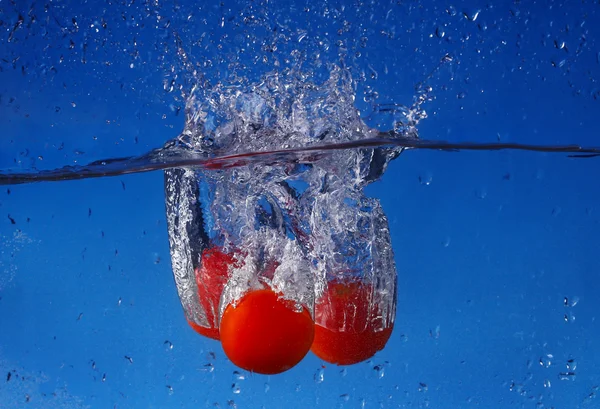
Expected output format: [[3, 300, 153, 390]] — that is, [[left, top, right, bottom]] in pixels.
[[0, 57, 599, 187]]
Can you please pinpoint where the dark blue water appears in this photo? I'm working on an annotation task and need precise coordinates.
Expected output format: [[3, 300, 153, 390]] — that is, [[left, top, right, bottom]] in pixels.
[[1, 1, 599, 408]]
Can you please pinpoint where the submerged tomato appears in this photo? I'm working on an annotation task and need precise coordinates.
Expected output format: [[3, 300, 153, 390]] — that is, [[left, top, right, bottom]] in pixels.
[[220, 288, 315, 374], [189, 247, 236, 340], [311, 281, 393, 365]]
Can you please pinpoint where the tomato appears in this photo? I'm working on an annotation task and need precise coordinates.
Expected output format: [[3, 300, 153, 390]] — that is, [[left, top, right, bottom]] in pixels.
[[187, 317, 220, 341], [220, 288, 315, 374], [190, 247, 237, 340], [311, 281, 393, 365]]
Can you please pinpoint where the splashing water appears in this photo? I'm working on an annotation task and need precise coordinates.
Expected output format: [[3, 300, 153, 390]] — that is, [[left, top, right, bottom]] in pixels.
[[1, 0, 599, 376], [165, 63, 400, 338]]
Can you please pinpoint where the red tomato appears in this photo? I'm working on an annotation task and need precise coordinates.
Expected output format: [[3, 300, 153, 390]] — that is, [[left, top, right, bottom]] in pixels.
[[190, 247, 237, 341], [311, 281, 393, 365], [187, 318, 220, 341], [220, 288, 315, 374]]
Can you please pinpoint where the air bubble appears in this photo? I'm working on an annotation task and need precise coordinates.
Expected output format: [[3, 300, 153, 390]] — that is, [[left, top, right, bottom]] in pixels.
[[232, 383, 241, 394], [340, 394, 350, 401]]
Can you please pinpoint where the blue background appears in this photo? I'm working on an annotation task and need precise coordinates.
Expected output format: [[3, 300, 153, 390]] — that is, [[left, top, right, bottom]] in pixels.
[[1, 1, 599, 408]]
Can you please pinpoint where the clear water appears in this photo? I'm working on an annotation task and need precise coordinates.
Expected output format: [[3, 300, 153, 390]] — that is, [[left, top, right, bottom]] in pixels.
[[1, 1, 599, 408]]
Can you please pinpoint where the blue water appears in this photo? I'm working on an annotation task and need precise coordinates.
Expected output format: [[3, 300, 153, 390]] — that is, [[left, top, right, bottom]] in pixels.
[[1, 1, 599, 408]]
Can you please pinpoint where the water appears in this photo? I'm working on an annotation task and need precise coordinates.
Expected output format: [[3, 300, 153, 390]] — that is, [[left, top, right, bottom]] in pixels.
[[1, 0, 600, 408]]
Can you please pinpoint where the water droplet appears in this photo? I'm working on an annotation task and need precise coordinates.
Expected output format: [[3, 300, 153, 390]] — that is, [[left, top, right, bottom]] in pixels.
[[264, 383, 270, 393], [457, 91, 466, 99], [340, 368, 347, 377], [558, 372, 576, 381], [419, 173, 433, 186], [340, 394, 350, 401], [232, 383, 241, 394], [71, 102, 76, 108], [373, 364, 385, 379], [418, 382, 428, 392], [543, 379, 551, 388], [539, 354, 553, 368], [295, 384, 301, 392], [435, 26, 445, 38], [314, 367, 324, 384], [463, 9, 481, 22], [233, 371, 245, 381], [442, 237, 451, 248], [475, 188, 487, 199], [566, 359, 577, 371]]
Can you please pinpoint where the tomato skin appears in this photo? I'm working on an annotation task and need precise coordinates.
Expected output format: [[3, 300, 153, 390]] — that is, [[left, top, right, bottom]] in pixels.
[[220, 288, 315, 375], [311, 281, 393, 365], [190, 248, 237, 341], [187, 318, 220, 341]]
